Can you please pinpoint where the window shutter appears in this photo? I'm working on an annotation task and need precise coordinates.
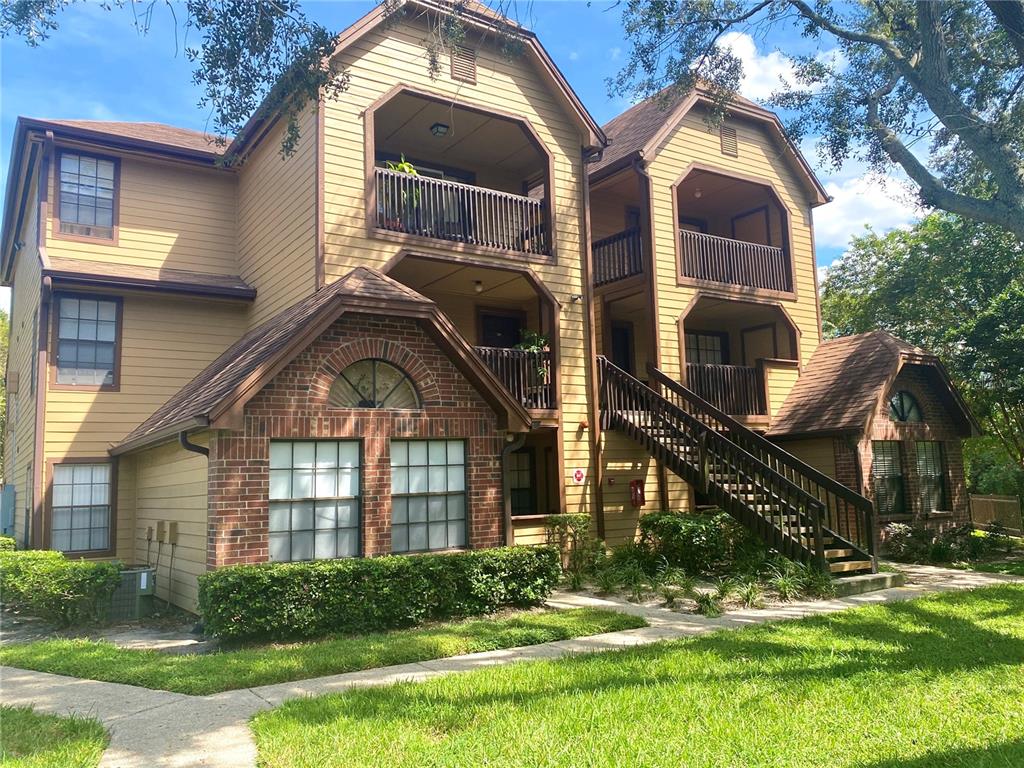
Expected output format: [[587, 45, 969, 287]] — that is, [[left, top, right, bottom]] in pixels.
[[450, 45, 477, 84], [720, 125, 738, 156]]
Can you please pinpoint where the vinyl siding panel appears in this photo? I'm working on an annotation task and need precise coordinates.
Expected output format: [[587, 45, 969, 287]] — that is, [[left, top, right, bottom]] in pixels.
[[781, 437, 837, 480]]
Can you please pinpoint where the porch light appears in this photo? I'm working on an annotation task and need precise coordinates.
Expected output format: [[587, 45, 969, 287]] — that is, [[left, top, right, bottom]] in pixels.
[[693, 187, 704, 199], [474, 280, 484, 293], [431, 122, 450, 137]]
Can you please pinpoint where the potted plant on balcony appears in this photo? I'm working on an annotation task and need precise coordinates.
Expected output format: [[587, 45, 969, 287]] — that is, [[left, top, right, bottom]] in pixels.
[[381, 155, 420, 231]]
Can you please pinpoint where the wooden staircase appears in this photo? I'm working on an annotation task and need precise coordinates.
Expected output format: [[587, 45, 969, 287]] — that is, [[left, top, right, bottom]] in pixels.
[[598, 357, 876, 574]]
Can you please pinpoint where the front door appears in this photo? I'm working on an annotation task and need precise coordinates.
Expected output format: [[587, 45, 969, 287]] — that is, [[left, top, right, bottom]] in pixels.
[[479, 311, 524, 348], [610, 322, 635, 375]]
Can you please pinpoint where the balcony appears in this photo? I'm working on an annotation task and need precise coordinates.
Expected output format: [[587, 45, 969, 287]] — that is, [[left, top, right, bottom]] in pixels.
[[685, 363, 766, 416], [679, 230, 791, 293], [475, 346, 554, 410], [593, 227, 643, 286], [376, 169, 548, 256]]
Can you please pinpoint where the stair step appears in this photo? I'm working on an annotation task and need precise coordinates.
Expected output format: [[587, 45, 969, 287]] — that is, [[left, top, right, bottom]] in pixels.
[[824, 547, 854, 559], [829, 559, 873, 574]]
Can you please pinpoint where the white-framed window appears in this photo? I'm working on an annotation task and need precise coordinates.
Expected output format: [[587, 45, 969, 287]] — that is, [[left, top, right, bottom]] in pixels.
[[58, 151, 116, 239], [51, 463, 111, 553], [268, 441, 360, 562], [391, 440, 467, 553], [55, 295, 119, 387]]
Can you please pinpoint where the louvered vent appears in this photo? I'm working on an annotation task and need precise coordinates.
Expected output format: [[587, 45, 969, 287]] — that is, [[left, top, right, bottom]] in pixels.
[[720, 125, 738, 156], [450, 45, 477, 84]]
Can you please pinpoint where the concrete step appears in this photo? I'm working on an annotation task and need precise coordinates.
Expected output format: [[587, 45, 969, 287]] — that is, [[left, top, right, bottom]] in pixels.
[[833, 569, 905, 597]]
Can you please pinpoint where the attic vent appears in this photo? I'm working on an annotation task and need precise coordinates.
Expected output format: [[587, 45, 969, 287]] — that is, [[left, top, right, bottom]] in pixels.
[[450, 45, 477, 84], [720, 125, 738, 157]]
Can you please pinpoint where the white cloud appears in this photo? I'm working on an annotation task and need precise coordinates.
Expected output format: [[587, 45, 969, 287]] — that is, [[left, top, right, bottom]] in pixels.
[[569, 51, 579, 61], [609, 47, 621, 61], [813, 173, 922, 249], [718, 32, 843, 102]]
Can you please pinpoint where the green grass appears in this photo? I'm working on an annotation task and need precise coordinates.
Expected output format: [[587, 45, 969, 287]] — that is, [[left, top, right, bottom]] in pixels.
[[0, 608, 644, 696], [252, 585, 1024, 768], [961, 559, 1024, 576], [0, 706, 107, 768]]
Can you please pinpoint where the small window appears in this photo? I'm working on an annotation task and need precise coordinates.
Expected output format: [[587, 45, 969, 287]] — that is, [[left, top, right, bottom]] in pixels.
[[268, 441, 361, 562], [889, 391, 923, 422], [58, 151, 116, 240], [391, 440, 467, 553], [872, 441, 906, 518], [51, 463, 111, 553], [328, 359, 420, 409], [685, 331, 728, 365], [509, 448, 536, 517], [450, 44, 477, 84], [720, 125, 738, 157], [916, 441, 948, 514], [55, 295, 120, 387]]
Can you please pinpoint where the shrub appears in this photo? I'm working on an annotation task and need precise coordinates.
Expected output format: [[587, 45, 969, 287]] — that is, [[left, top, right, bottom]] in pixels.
[[0, 536, 15, 551], [692, 591, 723, 617], [544, 514, 603, 589], [638, 510, 767, 576], [198, 546, 561, 642], [884, 521, 999, 564], [0, 550, 121, 626]]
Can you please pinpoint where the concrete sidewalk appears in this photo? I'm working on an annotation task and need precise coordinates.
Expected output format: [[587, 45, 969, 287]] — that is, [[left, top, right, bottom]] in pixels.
[[2, 563, 1020, 768]]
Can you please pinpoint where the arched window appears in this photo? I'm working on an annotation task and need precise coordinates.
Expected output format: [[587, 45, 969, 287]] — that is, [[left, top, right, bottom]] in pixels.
[[889, 391, 922, 423], [329, 359, 421, 409]]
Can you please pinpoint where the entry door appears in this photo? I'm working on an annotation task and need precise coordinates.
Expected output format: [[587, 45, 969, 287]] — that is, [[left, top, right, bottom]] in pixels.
[[479, 311, 524, 348], [610, 322, 635, 375]]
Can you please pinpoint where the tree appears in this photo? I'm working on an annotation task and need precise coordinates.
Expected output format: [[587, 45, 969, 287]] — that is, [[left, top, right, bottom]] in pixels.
[[821, 212, 1024, 472], [612, 0, 1024, 239]]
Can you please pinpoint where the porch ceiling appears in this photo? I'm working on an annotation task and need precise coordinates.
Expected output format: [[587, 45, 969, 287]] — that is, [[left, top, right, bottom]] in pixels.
[[388, 256, 538, 302], [677, 169, 772, 218]]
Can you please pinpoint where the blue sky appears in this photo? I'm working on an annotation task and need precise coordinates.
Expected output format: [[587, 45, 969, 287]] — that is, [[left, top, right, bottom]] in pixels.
[[0, 0, 921, 310]]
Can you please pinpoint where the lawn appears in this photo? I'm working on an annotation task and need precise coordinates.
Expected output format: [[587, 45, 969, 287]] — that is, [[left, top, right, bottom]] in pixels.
[[0, 706, 107, 768], [252, 585, 1024, 768], [0, 608, 643, 695], [962, 559, 1024, 576]]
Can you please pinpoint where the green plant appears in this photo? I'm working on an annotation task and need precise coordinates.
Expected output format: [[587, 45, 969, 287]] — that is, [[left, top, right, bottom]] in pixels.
[[984, 522, 1016, 554], [593, 564, 622, 595], [638, 509, 767, 576], [544, 513, 600, 588], [616, 562, 651, 603], [607, 539, 658, 575], [659, 585, 688, 608], [197, 546, 560, 642], [692, 591, 723, 617], [714, 577, 737, 602], [0, 550, 121, 626], [514, 330, 551, 379], [796, 566, 837, 599], [768, 565, 803, 602], [737, 579, 765, 609], [0, 535, 15, 551]]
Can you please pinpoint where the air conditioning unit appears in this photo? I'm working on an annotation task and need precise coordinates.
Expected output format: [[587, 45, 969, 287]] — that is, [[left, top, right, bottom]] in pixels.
[[107, 564, 156, 621]]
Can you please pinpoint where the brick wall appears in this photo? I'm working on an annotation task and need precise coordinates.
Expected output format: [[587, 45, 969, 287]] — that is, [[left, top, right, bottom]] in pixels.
[[860, 363, 969, 532], [207, 312, 506, 567]]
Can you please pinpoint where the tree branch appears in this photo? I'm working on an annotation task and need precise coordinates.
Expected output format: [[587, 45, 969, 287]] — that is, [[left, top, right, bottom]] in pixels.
[[986, 0, 1024, 63]]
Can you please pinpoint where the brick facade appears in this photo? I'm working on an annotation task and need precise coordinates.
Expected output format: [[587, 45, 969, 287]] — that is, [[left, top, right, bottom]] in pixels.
[[206, 312, 506, 567], [858, 364, 968, 532]]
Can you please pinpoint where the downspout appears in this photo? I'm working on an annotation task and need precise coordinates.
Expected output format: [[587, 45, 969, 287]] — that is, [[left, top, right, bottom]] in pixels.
[[501, 433, 527, 545], [179, 431, 210, 457], [31, 276, 51, 549]]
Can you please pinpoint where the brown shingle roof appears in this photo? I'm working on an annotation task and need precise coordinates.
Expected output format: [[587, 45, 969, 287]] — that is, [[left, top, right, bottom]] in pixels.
[[113, 267, 530, 453], [44, 257, 254, 298], [35, 119, 224, 157], [767, 331, 929, 438], [590, 91, 686, 176]]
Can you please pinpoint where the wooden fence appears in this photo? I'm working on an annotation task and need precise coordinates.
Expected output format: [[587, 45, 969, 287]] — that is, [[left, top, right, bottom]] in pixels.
[[969, 494, 1023, 533]]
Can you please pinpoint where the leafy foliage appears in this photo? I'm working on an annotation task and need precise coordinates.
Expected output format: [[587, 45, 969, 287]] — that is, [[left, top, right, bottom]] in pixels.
[[0, 550, 121, 626], [883, 521, 1014, 564], [0, 535, 15, 551], [613, 1, 1024, 237], [638, 509, 768, 576], [197, 546, 561, 641]]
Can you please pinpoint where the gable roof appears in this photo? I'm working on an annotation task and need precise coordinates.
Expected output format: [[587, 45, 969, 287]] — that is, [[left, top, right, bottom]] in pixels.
[[590, 88, 830, 205], [44, 257, 255, 300], [112, 267, 531, 455], [767, 331, 980, 440]]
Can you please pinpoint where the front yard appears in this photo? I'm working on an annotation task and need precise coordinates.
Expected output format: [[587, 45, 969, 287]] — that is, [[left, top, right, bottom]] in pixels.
[[0, 706, 106, 768], [251, 584, 1024, 768]]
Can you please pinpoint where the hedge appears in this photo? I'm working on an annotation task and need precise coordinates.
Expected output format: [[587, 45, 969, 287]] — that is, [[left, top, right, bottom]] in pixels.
[[0, 536, 15, 551], [0, 550, 121, 626], [198, 546, 562, 641], [638, 510, 767, 575]]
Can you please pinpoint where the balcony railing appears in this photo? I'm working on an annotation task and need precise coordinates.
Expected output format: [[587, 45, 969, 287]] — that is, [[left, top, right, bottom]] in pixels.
[[475, 346, 554, 410], [593, 227, 643, 286], [685, 363, 766, 416], [679, 229, 791, 292], [375, 168, 548, 256]]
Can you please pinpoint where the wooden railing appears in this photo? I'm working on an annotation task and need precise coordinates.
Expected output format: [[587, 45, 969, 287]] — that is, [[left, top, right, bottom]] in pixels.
[[475, 346, 554, 410], [593, 227, 643, 286], [647, 363, 876, 566], [679, 229, 791, 292], [375, 168, 548, 256], [685, 363, 766, 416]]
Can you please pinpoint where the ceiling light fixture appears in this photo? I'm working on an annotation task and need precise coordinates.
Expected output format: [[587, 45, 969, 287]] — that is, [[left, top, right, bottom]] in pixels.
[[474, 280, 484, 294], [431, 122, 450, 137], [693, 187, 704, 199]]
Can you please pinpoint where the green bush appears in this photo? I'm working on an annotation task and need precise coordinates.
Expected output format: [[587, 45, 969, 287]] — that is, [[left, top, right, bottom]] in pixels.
[[198, 546, 561, 642], [638, 510, 767, 576], [0, 536, 15, 551], [0, 550, 121, 625], [883, 522, 998, 564]]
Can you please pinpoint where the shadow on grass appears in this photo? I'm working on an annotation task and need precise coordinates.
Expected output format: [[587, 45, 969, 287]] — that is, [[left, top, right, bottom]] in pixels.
[[264, 585, 1024, 734], [861, 737, 1024, 768]]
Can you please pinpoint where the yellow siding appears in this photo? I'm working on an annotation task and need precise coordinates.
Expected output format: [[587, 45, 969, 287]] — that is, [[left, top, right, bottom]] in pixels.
[[237, 110, 317, 324], [782, 438, 837, 479], [119, 435, 209, 612], [765, 362, 800, 420], [647, 109, 822, 386], [44, 294, 246, 458], [324, 17, 595, 519], [47, 155, 237, 275]]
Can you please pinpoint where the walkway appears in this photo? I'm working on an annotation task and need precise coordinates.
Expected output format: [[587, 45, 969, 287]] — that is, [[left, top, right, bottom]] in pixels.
[[2, 564, 1021, 768]]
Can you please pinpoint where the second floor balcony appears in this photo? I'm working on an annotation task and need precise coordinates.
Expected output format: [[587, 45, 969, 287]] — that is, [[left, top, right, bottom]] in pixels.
[[593, 226, 643, 286], [475, 346, 554, 410], [679, 230, 789, 293]]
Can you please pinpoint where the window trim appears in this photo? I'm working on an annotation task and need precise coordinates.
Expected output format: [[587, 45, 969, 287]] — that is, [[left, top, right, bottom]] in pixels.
[[871, 440, 907, 520], [49, 292, 124, 393], [509, 446, 537, 518], [328, 358, 422, 410], [44, 457, 117, 558], [267, 439, 364, 562], [390, 438, 470, 554], [889, 390, 924, 423], [684, 330, 730, 366], [52, 148, 121, 245], [915, 440, 949, 515]]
